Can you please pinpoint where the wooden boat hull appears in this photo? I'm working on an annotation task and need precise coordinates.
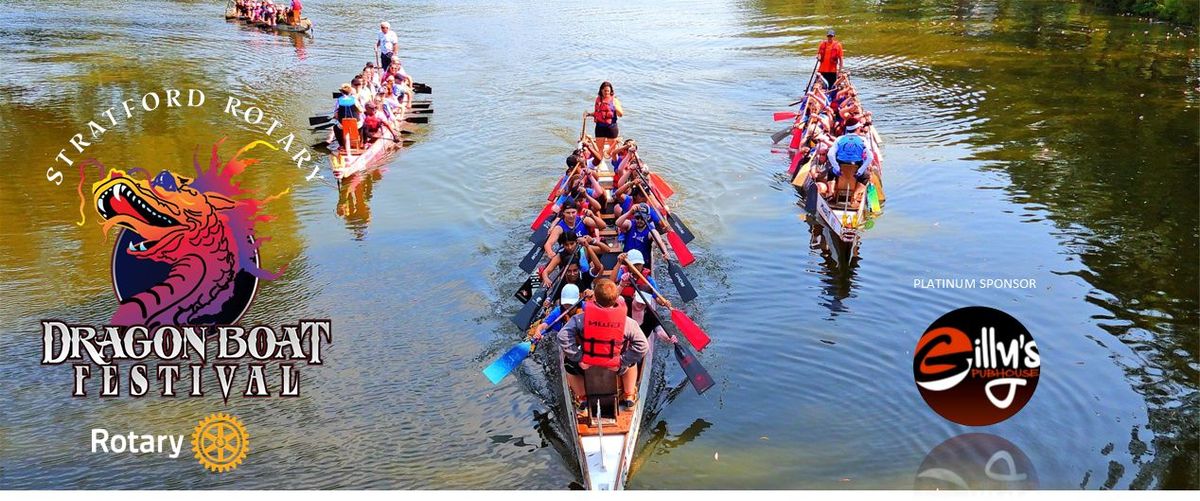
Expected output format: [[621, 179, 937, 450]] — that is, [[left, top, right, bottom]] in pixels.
[[554, 327, 656, 490], [331, 130, 396, 179]]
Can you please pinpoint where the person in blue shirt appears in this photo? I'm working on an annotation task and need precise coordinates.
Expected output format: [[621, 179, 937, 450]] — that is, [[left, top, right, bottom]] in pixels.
[[820, 123, 875, 206], [541, 232, 603, 297], [616, 204, 657, 269]]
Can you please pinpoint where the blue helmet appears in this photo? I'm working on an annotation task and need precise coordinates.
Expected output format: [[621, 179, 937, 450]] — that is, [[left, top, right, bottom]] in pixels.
[[835, 135, 867, 165]]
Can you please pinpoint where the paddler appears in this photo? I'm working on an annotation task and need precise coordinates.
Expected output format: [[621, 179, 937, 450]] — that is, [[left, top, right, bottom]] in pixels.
[[541, 232, 604, 300], [360, 102, 397, 145], [816, 29, 843, 88], [611, 250, 669, 313], [288, 0, 302, 25], [543, 199, 607, 257], [819, 122, 873, 205], [615, 205, 656, 269], [587, 81, 624, 158], [557, 278, 648, 412], [329, 83, 364, 151]]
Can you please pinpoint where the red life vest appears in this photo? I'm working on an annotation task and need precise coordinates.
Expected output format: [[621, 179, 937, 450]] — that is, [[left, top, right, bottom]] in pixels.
[[363, 114, 383, 135], [618, 267, 650, 299], [594, 97, 617, 126], [579, 299, 628, 368]]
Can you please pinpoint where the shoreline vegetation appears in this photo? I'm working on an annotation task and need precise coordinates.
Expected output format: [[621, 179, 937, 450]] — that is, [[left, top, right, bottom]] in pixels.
[[1087, 0, 1198, 25]]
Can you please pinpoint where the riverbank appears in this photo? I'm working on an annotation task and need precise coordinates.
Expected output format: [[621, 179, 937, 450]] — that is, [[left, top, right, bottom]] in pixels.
[[1087, 0, 1198, 25]]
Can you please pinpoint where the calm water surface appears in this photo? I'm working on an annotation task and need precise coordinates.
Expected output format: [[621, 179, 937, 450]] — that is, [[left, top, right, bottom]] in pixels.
[[0, 0, 1195, 489]]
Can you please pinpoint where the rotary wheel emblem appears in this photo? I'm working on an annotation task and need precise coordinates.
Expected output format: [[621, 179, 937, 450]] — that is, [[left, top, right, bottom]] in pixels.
[[191, 413, 249, 472]]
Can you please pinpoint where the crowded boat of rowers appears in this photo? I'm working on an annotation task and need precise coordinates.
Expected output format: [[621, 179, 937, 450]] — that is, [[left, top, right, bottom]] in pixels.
[[483, 82, 714, 490], [774, 28, 886, 265], [225, 0, 311, 33], [305, 22, 434, 179]]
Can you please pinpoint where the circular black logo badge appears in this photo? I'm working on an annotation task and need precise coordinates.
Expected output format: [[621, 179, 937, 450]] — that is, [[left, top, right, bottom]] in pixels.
[[913, 306, 1040, 426]]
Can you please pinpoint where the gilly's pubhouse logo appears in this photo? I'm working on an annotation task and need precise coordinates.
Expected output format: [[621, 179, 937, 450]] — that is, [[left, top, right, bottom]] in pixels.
[[913, 306, 1041, 426]]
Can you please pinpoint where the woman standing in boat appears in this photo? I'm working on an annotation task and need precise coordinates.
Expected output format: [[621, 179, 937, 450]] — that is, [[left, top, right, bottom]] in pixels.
[[588, 82, 624, 157]]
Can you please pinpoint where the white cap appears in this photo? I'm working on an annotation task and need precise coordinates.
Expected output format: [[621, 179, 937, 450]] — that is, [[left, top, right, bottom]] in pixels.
[[626, 249, 645, 266], [559, 284, 580, 306]]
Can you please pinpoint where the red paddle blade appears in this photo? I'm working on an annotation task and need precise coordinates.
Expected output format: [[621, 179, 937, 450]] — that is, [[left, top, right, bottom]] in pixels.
[[773, 111, 798, 121], [667, 231, 695, 267], [787, 147, 805, 176], [530, 202, 555, 231], [547, 174, 565, 201], [650, 172, 675, 199], [671, 309, 710, 352], [788, 127, 804, 150]]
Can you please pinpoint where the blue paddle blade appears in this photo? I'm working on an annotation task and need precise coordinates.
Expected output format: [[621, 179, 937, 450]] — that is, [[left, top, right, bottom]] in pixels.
[[483, 341, 533, 384]]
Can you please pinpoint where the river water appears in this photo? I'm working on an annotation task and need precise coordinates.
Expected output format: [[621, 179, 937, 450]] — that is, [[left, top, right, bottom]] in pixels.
[[0, 0, 1195, 490]]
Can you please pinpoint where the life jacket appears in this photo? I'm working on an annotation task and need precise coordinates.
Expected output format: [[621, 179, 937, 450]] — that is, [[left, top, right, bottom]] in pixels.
[[835, 134, 867, 165], [617, 267, 652, 300], [363, 114, 383, 135], [579, 299, 628, 368], [335, 95, 359, 121], [557, 217, 587, 238], [594, 97, 617, 126]]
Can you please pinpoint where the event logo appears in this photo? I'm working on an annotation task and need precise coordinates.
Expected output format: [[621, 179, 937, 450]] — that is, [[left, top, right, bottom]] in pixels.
[[192, 413, 250, 473], [86, 141, 284, 326], [38, 92, 336, 399], [913, 306, 1040, 426]]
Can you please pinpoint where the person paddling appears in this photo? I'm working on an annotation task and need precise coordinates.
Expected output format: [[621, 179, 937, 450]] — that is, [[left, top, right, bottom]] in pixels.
[[587, 81, 624, 158], [816, 29, 843, 88], [329, 83, 364, 150], [557, 278, 648, 412], [820, 122, 873, 206]]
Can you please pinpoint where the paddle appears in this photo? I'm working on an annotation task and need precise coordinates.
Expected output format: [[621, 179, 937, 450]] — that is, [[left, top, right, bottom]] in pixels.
[[633, 169, 695, 244], [513, 271, 540, 303], [635, 184, 695, 266], [530, 164, 579, 231], [770, 126, 794, 145], [627, 272, 714, 393], [771, 59, 819, 144], [485, 297, 582, 384], [648, 172, 674, 200], [512, 252, 574, 330], [622, 256, 710, 352], [309, 114, 428, 132], [773, 111, 800, 122], [517, 240, 546, 274], [649, 230, 697, 302]]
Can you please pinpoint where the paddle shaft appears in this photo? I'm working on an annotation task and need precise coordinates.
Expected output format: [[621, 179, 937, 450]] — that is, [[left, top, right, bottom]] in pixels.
[[620, 255, 668, 305]]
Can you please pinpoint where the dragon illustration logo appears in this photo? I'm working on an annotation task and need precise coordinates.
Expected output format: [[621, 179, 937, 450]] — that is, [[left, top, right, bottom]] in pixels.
[[81, 140, 285, 327]]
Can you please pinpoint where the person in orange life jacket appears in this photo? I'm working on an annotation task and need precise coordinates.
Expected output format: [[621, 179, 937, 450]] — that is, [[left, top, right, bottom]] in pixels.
[[616, 204, 657, 269], [611, 250, 670, 314], [818, 122, 874, 205], [541, 232, 604, 302], [587, 81, 624, 157], [817, 29, 843, 88], [557, 278, 648, 410], [329, 83, 364, 150], [543, 199, 607, 257]]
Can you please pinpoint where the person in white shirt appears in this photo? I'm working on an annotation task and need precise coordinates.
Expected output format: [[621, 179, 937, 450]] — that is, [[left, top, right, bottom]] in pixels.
[[376, 22, 400, 72]]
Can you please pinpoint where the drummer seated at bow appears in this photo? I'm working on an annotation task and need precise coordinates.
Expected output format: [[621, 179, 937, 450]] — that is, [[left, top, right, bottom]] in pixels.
[[557, 278, 648, 412], [541, 232, 604, 300], [816, 122, 874, 207], [543, 200, 608, 257]]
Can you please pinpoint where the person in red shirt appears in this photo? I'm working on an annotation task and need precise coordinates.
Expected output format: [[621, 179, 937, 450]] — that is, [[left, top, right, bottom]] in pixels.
[[817, 28, 843, 88]]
